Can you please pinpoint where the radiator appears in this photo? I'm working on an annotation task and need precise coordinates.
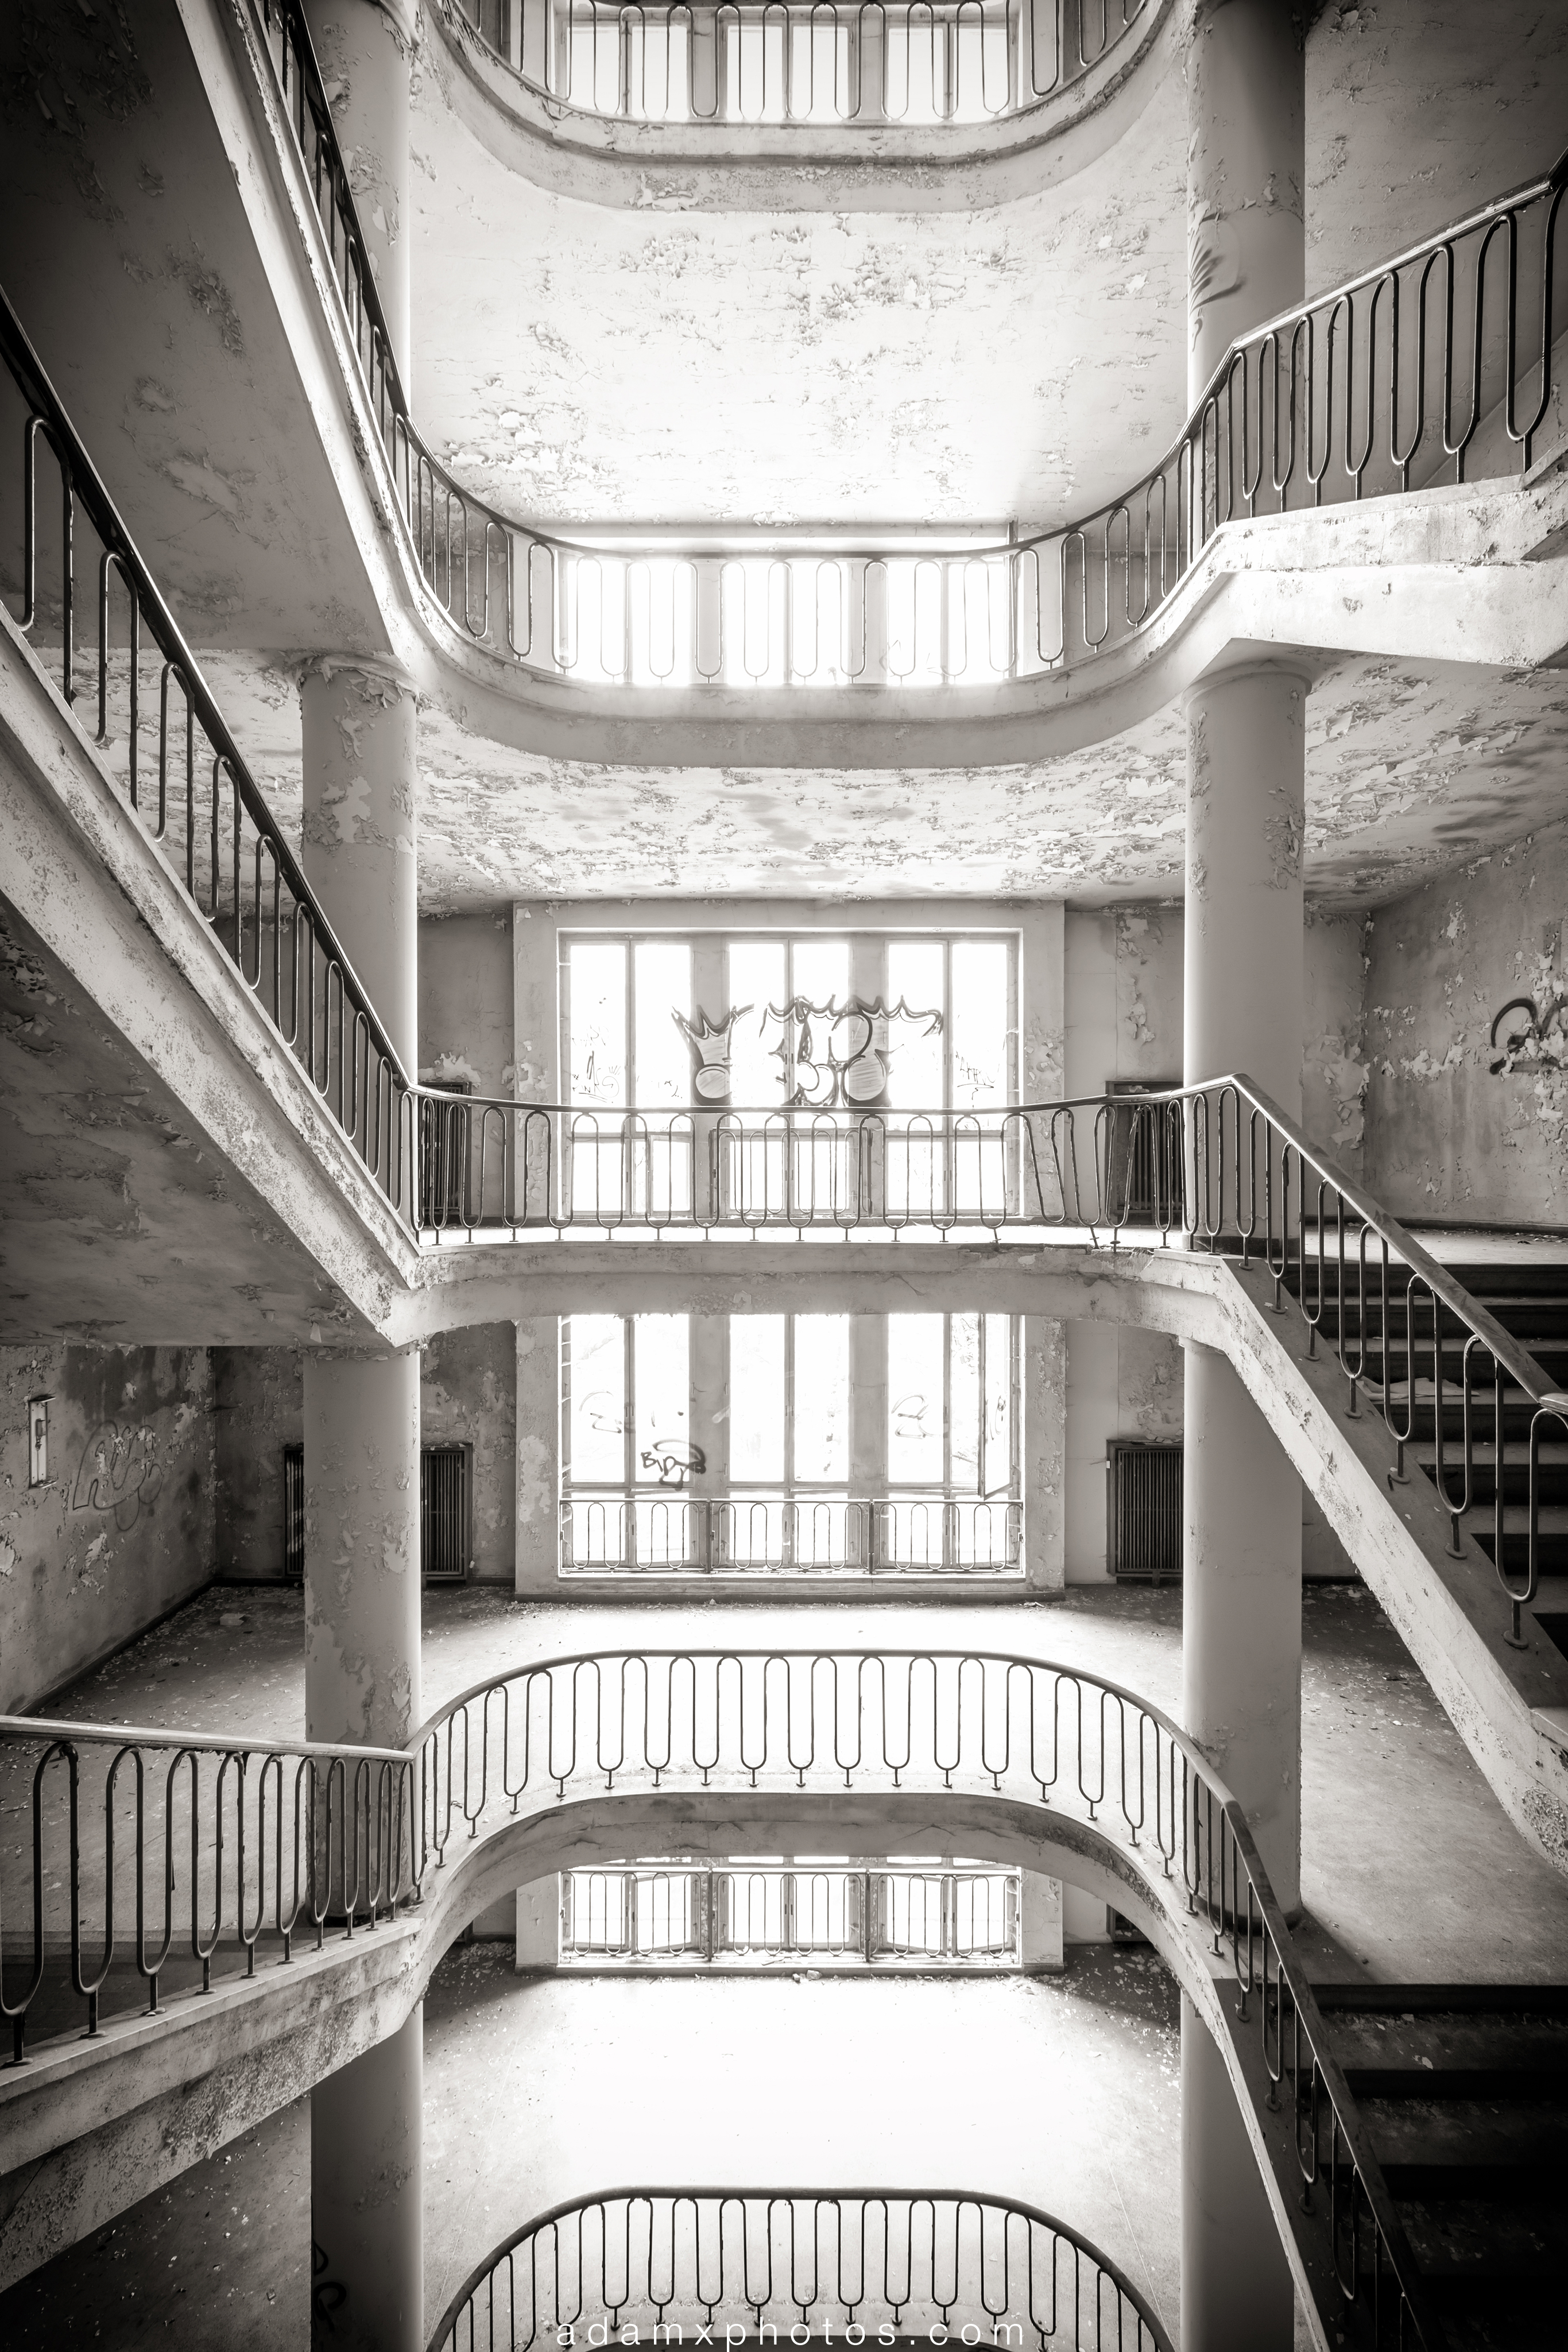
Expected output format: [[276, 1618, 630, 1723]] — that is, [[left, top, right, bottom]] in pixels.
[[1106, 1438, 1182, 1583]]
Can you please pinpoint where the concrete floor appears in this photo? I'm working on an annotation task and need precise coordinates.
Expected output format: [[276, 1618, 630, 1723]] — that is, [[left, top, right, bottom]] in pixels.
[[41, 1579, 1568, 1982]]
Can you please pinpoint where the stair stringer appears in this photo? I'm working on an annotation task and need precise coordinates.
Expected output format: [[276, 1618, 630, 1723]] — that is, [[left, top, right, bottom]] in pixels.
[[1208, 1255, 1568, 1877]]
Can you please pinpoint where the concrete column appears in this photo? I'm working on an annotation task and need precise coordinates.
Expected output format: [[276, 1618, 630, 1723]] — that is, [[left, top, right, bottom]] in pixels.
[[303, 1346, 421, 1750], [1186, 0, 1304, 406], [311, 2008, 424, 2352], [1180, 1997, 1292, 2352], [1180, 655, 1306, 2350], [303, 1343, 423, 2352], [516, 1316, 559, 1592], [517, 1877, 561, 1970], [302, 1, 416, 384], [300, 640, 423, 2350], [1182, 659, 1306, 1915], [1184, 663, 1307, 1111], [1019, 1871, 1064, 1974], [300, 657, 419, 1072], [1022, 1316, 1065, 1592]]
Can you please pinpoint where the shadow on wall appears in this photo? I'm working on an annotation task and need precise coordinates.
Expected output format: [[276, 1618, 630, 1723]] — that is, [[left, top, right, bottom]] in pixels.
[[0, 1344, 215, 1712]]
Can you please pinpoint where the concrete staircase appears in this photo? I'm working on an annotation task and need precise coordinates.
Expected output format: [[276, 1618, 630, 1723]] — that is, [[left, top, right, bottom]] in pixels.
[[1314, 1983, 1568, 2352]]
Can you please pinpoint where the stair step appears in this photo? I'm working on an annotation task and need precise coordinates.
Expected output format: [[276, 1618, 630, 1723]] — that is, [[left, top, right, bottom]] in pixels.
[[1346, 2067, 1568, 2099]]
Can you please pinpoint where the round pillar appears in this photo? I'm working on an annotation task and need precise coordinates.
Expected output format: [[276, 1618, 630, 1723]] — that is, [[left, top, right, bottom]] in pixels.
[[311, 2006, 424, 2352], [303, 1344, 421, 1749], [305, 1344, 423, 2347], [1180, 1997, 1293, 2351], [300, 657, 419, 1073], [1186, 0, 1304, 405], [1183, 662, 1307, 1113], [1182, 1342, 1302, 1909], [302, 1, 416, 383]]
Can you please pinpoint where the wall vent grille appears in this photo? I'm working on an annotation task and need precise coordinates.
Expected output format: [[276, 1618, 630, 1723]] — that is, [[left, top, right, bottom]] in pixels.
[[1106, 1439, 1182, 1584]]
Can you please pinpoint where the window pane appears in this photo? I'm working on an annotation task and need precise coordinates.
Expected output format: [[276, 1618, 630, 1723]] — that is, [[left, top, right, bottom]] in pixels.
[[889, 1314, 944, 1486], [727, 941, 787, 1105], [950, 1313, 981, 1495], [569, 940, 626, 1104], [566, 1315, 624, 1485], [886, 939, 946, 1108], [791, 938, 850, 1009], [634, 1314, 690, 1483], [950, 939, 1009, 1108], [634, 939, 692, 1105], [793, 1314, 849, 1484], [731, 1315, 785, 1484]]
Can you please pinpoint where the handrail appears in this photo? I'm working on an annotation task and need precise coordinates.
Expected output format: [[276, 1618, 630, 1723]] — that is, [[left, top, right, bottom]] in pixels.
[[1, 1646, 1445, 2347], [411, 1071, 1568, 1642], [250, 0, 1566, 694], [0, 287, 421, 1231], [446, 0, 1155, 131], [428, 2185, 1174, 2352], [0, 1710, 416, 2056]]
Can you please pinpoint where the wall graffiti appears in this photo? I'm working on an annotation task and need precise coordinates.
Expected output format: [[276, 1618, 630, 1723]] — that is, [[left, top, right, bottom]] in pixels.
[[71, 1419, 164, 1530], [675, 995, 943, 1108], [673, 1003, 754, 1100], [1488, 993, 1568, 1075], [640, 1440, 708, 1487]]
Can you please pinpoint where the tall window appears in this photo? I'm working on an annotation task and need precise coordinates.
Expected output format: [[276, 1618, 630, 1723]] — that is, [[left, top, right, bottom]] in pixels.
[[560, 1307, 1020, 1575]]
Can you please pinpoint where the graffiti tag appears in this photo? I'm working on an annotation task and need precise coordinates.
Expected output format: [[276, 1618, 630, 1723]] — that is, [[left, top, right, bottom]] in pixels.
[[71, 1419, 164, 1530]]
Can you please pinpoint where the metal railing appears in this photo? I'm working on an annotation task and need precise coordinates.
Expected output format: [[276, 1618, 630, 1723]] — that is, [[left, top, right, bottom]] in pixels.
[[2, 1648, 1442, 2346], [0, 289, 420, 1228], [0, 1714, 415, 2063], [560, 1494, 1024, 1573], [451, 0, 1153, 127], [417, 1075, 1567, 1647], [250, 6, 1566, 692], [562, 1860, 1019, 1959], [429, 2187, 1172, 2352], [408, 1647, 1438, 2349]]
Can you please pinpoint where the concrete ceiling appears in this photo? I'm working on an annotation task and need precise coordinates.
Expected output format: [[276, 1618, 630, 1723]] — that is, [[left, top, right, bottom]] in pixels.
[[193, 646, 1568, 915]]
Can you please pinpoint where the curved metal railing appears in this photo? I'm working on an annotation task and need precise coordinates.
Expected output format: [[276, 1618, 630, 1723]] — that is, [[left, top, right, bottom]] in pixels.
[[0, 1713, 415, 2061], [428, 2187, 1173, 2352], [0, 288, 420, 1229], [447, 0, 1154, 130], [253, 0, 1564, 694], [0, 1648, 1445, 2347]]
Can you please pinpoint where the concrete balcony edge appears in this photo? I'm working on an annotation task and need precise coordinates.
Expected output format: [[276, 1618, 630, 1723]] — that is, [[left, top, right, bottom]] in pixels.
[[424, 0, 1180, 214]]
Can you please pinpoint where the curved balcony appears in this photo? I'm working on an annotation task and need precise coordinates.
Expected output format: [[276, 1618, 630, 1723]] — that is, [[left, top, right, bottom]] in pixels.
[[253, 7, 1567, 713], [428, 2186, 1173, 2352], [433, 0, 1173, 195], [1, 1646, 1442, 2347]]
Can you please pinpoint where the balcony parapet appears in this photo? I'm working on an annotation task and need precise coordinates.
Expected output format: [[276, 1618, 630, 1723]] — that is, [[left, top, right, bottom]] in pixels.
[[426, 0, 1176, 208], [0, 1649, 1441, 2350], [246, 10, 1568, 712]]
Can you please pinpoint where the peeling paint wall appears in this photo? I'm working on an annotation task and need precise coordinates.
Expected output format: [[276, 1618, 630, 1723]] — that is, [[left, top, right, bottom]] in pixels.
[[213, 1335, 516, 1584], [419, 910, 514, 1097], [422, 1324, 517, 1583], [1063, 1322, 1184, 1587], [0, 1344, 215, 1712], [214, 1347, 304, 1585], [1364, 821, 1568, 1224], [1303, 906, 1372, 1181]]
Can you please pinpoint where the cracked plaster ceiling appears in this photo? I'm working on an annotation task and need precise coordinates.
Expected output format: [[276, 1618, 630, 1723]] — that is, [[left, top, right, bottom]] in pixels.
[[409, 2, 1568, 537], [194, 648, 1568, 916]]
